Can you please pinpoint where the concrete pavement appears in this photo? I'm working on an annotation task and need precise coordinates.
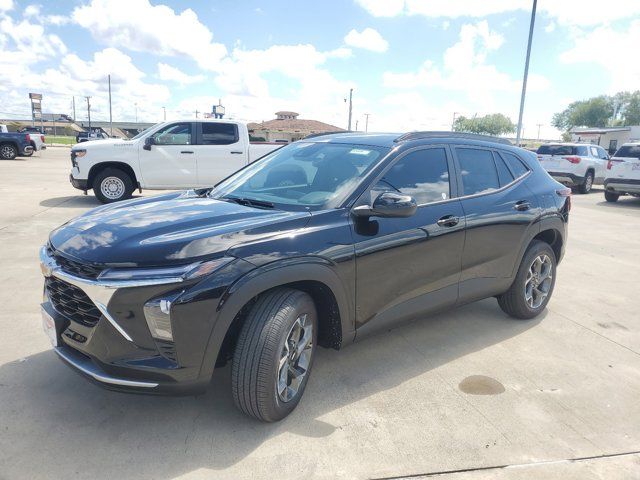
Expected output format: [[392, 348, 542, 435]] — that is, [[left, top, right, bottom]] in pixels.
[[0, 147, 638, 480]]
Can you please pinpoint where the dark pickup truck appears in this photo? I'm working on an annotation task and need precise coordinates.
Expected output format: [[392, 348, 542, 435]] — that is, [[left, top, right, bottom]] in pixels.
[[0, 132, 34, 159]]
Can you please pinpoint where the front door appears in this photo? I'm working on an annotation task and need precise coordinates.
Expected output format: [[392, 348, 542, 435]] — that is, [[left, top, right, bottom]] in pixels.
[[139, 122, 197, 188], [352, 146, 466, 336]]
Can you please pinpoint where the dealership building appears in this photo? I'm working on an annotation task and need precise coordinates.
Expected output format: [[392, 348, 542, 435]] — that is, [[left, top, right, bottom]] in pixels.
[[571, 126, 640, 154]]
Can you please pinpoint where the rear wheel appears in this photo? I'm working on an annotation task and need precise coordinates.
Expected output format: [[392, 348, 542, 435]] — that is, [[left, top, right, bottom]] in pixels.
[[232, 288, 317, 422], [93, 168, 134, 203], [0, 143, 17, 160], [498, 240, 556, 319], [604, 190, 620, 203], [578, 171, 594, 194], [23, 142, 35, 157]]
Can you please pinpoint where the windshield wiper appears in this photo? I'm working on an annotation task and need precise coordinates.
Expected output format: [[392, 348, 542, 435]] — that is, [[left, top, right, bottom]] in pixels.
[[219, 195, 274, 209]]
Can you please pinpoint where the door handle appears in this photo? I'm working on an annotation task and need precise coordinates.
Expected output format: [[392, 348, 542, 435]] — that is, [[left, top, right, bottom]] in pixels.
[[514, 200, 531, 211], [230, 151, 243, 154], [180, 150, 194, 154], [436, 215, 459, 227]]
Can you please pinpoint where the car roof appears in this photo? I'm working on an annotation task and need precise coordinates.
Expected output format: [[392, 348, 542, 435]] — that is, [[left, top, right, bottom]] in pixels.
[[540, 142, 597, 147], [306, 131, 514, 149]]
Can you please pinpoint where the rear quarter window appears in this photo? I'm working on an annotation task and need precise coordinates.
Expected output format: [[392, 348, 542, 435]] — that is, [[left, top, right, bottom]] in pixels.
[[499, 152, 530, 179]]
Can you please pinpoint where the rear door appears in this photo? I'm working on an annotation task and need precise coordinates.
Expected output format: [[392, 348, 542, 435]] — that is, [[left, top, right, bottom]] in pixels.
[[453, 147, 540, 301], [138, 122, 197, 188], [195, 122, 247, 186]]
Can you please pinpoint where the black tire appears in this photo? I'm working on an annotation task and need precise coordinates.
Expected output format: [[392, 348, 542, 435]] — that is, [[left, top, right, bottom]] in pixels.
[[23, 142, 35, 157], [497, 240, 557, 320], [0, 143, 17, 160], [93, 168, 134, 203], [232, 288, 317, 422], [604, 191, 620, 203], [578, 170, 594, 194]]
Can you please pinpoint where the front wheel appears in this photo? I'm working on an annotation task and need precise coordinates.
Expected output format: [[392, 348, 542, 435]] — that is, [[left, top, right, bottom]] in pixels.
[[498, 240, 556, 319], [93, 168, 134, 203], [232, 288, 317, 422], [604, 191, 620, 203], [0, 143, 17, 160]]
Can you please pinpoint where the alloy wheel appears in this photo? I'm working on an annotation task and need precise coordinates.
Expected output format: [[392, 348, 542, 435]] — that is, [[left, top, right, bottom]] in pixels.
[[524, 254, 553, 309], [277, 313, 313, 402]]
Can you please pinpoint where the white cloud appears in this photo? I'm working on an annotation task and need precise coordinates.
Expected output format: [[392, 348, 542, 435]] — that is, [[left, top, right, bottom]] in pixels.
[[72, 0, 227, 71], [0, 0, 13, 12], [344, 27, 389, 53], [560, 19, 640, 93], [157, 63, 206, 86], [355, 0, 640, 25], [24, 4, 40, 17]]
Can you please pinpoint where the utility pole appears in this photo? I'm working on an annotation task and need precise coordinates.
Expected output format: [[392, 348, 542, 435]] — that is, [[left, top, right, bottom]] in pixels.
[[355, 120, 359, 131], [516, 0, 537, 146], [162, 106, 166, 121], [451, 112, 460, 130], [536, 123, 543, 140], [72, 96, 76, 122], [195, 109, 199, 118], [135, 102, 138, 123], [347, 88, 353, 131], [364, 113, 370, 132], [85, 96, 92, 133], [108, 74, 113, 137]]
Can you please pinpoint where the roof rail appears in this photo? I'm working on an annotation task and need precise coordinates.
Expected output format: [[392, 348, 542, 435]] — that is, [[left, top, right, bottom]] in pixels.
[[395, 131, 512, 146], [303, 131, 352, 140]]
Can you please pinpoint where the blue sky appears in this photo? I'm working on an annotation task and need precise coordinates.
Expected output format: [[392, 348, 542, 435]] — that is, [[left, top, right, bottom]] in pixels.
[[1, 0, 639, 138]]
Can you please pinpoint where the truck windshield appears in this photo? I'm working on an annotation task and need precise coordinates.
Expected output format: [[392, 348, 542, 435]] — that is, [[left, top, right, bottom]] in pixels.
[[210, 142, 389, 211]]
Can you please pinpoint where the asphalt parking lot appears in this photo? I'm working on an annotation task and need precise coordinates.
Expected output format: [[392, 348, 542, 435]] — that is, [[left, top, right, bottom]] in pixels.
[[0, 147, 639, 480]]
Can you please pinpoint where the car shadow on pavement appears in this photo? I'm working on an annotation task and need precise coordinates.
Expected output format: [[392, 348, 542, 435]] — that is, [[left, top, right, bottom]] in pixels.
[[596, 197, 640, 209], [39, 195, 142, 208], [0, 298, 542, 479]]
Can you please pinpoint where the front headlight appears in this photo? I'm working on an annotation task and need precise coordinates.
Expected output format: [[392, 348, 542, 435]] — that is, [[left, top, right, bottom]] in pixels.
[[74, 149, 87, 158], [97, 257, 234, 283]]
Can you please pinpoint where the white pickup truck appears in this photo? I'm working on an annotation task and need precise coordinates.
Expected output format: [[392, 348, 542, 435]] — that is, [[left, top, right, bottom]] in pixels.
[[69, 119, 283, 203]]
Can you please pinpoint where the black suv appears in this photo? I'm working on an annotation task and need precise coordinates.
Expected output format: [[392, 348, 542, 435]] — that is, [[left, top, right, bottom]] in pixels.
[[40, 132, 569, 421]]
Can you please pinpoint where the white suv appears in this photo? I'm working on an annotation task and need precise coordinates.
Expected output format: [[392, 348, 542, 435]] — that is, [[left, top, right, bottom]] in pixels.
[[603, 142, 640, 202], [536, 143, 609, 194]]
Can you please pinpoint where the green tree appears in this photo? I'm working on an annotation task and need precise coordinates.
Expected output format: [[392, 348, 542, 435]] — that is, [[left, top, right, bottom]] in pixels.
[[551, 95, 614, 130], [623, 91, 640, 125], [453, 113, 516, 136]]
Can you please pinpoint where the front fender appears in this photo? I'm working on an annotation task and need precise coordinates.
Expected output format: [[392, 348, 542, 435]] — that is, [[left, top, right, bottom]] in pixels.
[[196, 257, 354, 382]]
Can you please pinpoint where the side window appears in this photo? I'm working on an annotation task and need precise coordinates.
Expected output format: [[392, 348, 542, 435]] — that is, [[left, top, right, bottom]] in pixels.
[[375, 148, 450, 204], [493, 152, 514, 187], [153, 123, 192, 145], [609, 140, 618, 154], [597, 147, 609, 160], [576, 146, 589, 156], [590, 146, 599, 157], [456, 148, 500, 196], [500, 152, 530, 179], [201, 122, 239, 145]]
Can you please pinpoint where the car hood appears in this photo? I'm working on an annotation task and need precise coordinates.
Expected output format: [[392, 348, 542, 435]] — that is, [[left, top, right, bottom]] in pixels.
[[72, 138, 129, 149], [49, 192, 311, 266]]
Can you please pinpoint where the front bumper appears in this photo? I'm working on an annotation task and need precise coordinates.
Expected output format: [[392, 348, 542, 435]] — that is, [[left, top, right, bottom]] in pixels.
[[39, 246, 251, 395], [69, 174, 88, 191]]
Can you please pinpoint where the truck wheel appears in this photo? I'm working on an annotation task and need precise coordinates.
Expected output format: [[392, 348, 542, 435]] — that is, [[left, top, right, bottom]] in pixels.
[[497, 240, 556, 320], [578, 171, 594, 194], [232, 288, 317, 422], [93, 168, 134, 203], [0, 143, 17, 160], [604, 191, 620, 202]]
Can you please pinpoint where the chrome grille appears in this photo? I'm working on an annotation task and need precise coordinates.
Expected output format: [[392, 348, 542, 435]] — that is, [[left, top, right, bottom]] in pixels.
[[45, 276, 102, 327], [47, 245, 104, 280]]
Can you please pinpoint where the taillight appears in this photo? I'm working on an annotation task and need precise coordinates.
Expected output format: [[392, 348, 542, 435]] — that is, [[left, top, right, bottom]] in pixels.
[[41, 135, 45, 142], [607, 160, 613, 170], [562, 156, 581, 164], [25, 133, 31, 142]]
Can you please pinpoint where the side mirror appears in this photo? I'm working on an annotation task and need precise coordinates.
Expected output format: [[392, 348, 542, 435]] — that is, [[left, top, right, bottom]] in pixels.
[[352, 191, 417, 219], [143, 137, 155, 151]]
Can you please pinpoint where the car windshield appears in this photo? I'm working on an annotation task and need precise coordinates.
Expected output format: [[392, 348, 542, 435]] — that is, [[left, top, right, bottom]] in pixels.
[[210, 141, 389, 211], [614, 145, 640, 159]]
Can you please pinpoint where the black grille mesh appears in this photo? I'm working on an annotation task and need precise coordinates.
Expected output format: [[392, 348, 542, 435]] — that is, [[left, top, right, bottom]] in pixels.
[[47, 245, 103, 279], [45, 277, 102, 327]]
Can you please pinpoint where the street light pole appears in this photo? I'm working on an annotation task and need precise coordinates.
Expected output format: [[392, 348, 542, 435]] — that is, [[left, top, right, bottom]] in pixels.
[[537, 123, 543, 140], [162, 106, 166, 121], [364, 113, 370, 132], [135, 103, 138, 123], [451, 112, 460, 131], [108, 74, 113, 137], [516, 0, 537, 146], [85, 96, 92, 133], [347, 88, 353, 131]]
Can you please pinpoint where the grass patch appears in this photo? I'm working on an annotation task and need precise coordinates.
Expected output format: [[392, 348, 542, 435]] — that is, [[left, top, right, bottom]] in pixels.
[[47, 136, 76, 145]]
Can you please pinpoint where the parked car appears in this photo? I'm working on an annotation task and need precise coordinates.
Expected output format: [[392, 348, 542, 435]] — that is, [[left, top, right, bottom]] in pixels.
[[536, 143, 609, 194], [76, 130, 109, 143], [0, 131, 34, 159], [603, 142, 640, 202], [41, 131, 570, 421], [17, 127, 46, 154], [69, 119, 283, 203]]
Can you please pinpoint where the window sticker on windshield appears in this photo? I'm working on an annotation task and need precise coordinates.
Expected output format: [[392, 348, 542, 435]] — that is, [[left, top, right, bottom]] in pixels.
[[349, 149, 371, 155]]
